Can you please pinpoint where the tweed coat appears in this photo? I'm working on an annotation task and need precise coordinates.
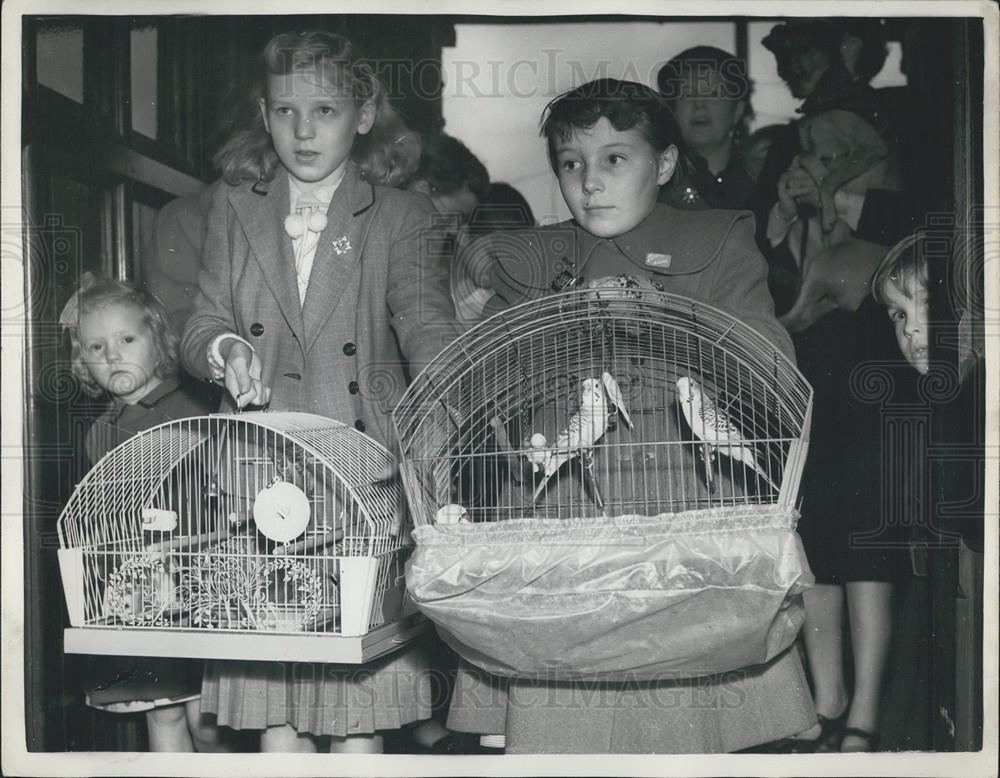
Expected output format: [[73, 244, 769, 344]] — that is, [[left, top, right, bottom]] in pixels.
[[143, 182, 217, 334], [471, 202, 794, 361], [181, 166, 462, 448], [181, 166, 458, 734]]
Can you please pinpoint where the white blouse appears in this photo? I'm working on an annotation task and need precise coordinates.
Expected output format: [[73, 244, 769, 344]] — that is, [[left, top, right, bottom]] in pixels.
[[287, 174, 343, 304]]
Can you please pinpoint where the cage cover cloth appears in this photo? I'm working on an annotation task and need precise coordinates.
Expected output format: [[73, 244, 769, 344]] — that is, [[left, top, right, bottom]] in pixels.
[[407, 505, 812, 682]]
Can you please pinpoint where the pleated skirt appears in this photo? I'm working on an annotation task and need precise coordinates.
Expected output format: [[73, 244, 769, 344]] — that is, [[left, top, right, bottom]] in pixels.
[[448, 646, 815, 753], [200, 646, 431, 737]]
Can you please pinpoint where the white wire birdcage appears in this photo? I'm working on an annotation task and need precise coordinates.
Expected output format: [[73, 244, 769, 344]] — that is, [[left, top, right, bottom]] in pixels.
[[396, 289, 812, 523], [57, 412, 422, 663], [393, 289, 815, 681]]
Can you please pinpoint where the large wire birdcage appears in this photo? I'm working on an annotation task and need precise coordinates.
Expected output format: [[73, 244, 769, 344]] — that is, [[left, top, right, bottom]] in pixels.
[[393, 288, 815, 681], [57, 413, 422, 663]]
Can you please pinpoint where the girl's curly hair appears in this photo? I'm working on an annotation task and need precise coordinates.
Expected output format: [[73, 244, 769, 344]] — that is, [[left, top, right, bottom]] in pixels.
[[213, 30, 418, 188], [60, 273, 179, 397]]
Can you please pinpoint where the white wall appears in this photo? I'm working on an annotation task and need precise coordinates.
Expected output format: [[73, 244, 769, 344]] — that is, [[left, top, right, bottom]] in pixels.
[[442, 21, 734, 224], [442, 20, 906, 225]]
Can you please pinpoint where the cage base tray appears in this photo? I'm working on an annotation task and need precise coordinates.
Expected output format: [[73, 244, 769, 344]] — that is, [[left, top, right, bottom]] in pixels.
[[63, 613, 426, 664]]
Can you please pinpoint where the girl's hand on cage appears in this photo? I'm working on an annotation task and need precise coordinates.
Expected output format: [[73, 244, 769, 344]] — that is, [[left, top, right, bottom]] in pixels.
[[224, 341, 271, 409]]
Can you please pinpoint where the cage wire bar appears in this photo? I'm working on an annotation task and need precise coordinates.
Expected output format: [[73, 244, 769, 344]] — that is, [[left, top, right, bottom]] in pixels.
[[57, 412, 422, 662], [393, 290, 815, 681], [395, 290, 812, 527]]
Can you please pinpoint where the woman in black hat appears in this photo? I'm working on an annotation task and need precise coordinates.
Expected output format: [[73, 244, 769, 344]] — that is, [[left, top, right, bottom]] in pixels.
[[759, 27, 915, 754]]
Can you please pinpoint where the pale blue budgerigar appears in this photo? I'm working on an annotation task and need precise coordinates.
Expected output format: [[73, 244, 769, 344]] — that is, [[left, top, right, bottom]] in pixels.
[[676, 376, 776, 491], [532, 372, 633, 502]]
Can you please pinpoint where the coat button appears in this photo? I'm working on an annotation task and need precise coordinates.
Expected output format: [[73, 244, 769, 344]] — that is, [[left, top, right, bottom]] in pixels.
[[250, 323, 264, 337], [354, 419, 366, 432], [342, 342, 357, 356], [348, 380, 360, 395]]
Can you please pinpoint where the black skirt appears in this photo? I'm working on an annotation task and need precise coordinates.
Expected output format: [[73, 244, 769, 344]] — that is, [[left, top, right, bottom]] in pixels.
[[795, 303, 915, 584]]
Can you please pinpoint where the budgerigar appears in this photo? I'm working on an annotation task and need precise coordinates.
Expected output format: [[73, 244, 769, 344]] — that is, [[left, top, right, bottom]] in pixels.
[[435, 504, 470, 525], [676, 377, 776, 491], [532, 372, 632, 501]]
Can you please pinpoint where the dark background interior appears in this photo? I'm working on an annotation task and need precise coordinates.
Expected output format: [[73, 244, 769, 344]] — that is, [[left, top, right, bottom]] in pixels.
[[19, 14, 985, 752]]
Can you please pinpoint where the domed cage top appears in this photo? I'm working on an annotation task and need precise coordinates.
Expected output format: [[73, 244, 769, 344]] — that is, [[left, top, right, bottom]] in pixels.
[[392, 290, 815, 681], [57, 412, 423, 663], [394, 290, 812, 526]]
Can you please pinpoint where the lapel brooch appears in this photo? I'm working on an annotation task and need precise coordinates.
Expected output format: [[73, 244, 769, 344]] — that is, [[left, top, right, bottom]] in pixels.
[[331, 236, 352, 256], [681, 185, 700, 205]]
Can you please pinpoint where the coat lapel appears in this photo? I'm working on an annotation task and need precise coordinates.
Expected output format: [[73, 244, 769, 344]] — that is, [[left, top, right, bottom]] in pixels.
[[613, 203, 729, 276], [230, 176, 305, 339], [301, 167, 376, 353]]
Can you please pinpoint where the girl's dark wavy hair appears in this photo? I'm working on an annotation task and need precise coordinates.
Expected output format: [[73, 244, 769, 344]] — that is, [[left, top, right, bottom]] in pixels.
[[657, 46, 755, 130], [214, 30, 419, 187], [63, 274, 179, 397], [657, 46, 752, 104], [540, 78, 680, 171]]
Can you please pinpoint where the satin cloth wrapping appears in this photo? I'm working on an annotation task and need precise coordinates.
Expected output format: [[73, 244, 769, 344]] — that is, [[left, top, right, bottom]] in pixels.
[[407, 505, 812, 682]]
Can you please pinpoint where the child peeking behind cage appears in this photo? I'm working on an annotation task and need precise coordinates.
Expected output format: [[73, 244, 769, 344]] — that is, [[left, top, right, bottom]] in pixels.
[[59, 273, 224, 752], [873, 230, 985, 384], [871, 233, 931, 375], [458, 77, 792, 358]]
